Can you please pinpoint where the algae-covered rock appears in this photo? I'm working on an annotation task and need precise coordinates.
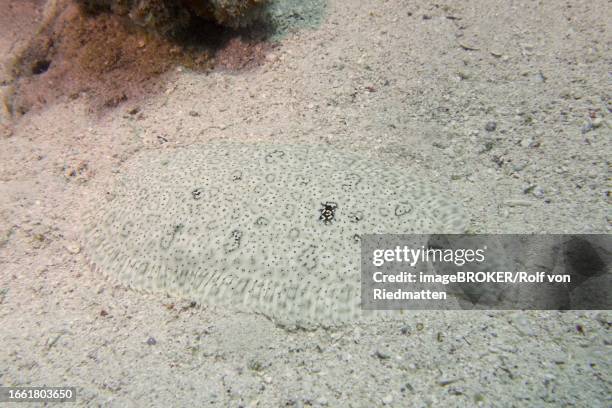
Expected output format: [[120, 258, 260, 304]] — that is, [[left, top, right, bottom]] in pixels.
[[77, 0, 267, 35]]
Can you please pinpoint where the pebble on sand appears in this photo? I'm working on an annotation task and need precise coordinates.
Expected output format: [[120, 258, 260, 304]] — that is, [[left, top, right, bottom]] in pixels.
[[64, 241, 81, 254]]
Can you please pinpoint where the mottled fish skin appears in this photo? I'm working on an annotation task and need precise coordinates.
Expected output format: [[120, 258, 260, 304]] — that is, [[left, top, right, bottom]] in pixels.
[[83, 143, 466, 328]]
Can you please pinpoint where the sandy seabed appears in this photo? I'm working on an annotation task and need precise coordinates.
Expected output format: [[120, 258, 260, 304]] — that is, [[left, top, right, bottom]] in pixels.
[[0, 0, 610, 406]]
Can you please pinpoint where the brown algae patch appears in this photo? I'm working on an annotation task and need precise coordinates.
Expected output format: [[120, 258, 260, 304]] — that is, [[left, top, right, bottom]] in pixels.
[[8, 0, 271, 116]]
